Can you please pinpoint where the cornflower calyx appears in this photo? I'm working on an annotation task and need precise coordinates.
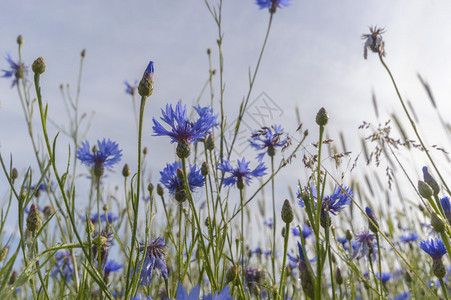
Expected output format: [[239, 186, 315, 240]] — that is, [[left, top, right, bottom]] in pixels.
[[418, 180, 433, 199], [281, 199, 294, 223], [32, 57, 46, 74], [315, 107, 329, 126], [217, 158, 266, 189], [138, 61, 154, 97], [362, 26, 386, 59], [423, 166, 440, 196], [26, 204, 43, 233]]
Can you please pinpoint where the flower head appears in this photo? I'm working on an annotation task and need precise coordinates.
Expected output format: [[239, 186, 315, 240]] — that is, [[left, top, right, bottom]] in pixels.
[[137, 237, 168, 286], [153, 103, 218, 145], [256, 0, 291, 10], [362, 26, 386, 59], [160, 161, 205, 202], [249, 125, 288, 161], [399, 232, 418, 243], [204, 285, 233, 300], [376, 272, 393, 284], [173, 283, 200, 300], [419, 238, 447, 260], [84, 212, 118, 224], [2, 53, 28, 87], [124, 80, 138, 96], [103, 259, 123, 275], [51, 251, 75, 282], [352, 230, 377, 260], [77, 139, 122, 176], [440, 196, 451, 224], [292, 224, 312, 239], [138, 61, 154, 97], [218, 158, 266, 189]]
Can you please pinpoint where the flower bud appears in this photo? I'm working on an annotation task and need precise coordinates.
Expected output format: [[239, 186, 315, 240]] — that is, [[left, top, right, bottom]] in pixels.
[[175, 187, 186, 203], [17, 35, 24, 45], [315, 107, 329, 127], [122, 164, 131, 177], [237, 177, 245, 190], [335, 267, 344, 285], [93, 163, 104, 178], [423, 166, 440, 196], [366, 207, 379, 233], [0, 247, 9, 262], [201, 162, 209, 176], [207, 48, 211, 55], [32, 57, 46, 74], [157, 184, 164, 196], [205, 134, 215, 151], [147, 183, 154, 194], [81, 49, 86, 57], [138, 61, 154, 97], [43, 205, 54, 220], [176, 140, 190, 158], [11, 168, 18, 181], [143, 147, 148, 155], [267, 144, 275, 157], [281, 199, 294, 223], [9, 271, 17, 285], [418, 180, 433, 199], [431, 212, 445, 233], [225, 265, 238, 284], [26, 204, 42, 233], [346, 229, 353, 241], [103, 204, 109, 212], [176, 168, 184, 181]]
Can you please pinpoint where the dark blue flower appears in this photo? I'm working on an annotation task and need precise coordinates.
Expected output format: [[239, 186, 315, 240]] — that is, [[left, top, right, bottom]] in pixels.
[[249, 125, 288, 161], [124, 80, 137, 96], [83, 212, 118, 224], [291, 224, 312, 239], [419, 238, 447, 260], [77, 139, 122, 169], [152, 102, 218, 144], [217, 158, 266, 188], [352, 230, 377, 260], [256, 0, 291, 9], [160, 161, 205, 195], [376, 272, 392, 284], [137, 237, 168, 286], [399, 232, 418, 243], [51, 250, 75, 282], [104, 260, 123, 274], [204, 285, 233, 300], [440, 196, 451, 224], [168, 283, 200, 300], [2, 53, 28, 87]]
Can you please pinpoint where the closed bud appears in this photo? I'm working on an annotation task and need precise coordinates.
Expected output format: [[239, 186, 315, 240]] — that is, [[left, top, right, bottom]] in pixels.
[[26, 204, 42, 233], [252, 285, 261, 297], [433, 259, 446, 279], [281, 199, 294, 223], [81, 49, 86, 57], [423, 166, 440, 196], [267, 144, 275, 157], [11, 168, 18, 181], [207, 48, 211, 55], [404, 271, 412, 283], [418, 180, 433, 199], [9, 271, 17, 285], [366, 206, 379, 233], [176, 168, 184, 180], [335, 267, 344, 285], [225, 265, 238, 284], [103, 204, 109, 212], [43, 205, 54, 220], [157, 184, 164, 196], [431, 212, 445, 233], [32, 57, 46, 74], [315, 107, 329, 126], [122, 164, 130, 177], [201, 162, 209, 176], [176, 140, 190, 158], [0, 247, 9, 262], [138, 61, 154, 97], [148, 183, 154, 194], [17, 35, 24, 45], [143, 147, 148, 155], [346, 229, 353, 241], [205, 134, 215, 151]]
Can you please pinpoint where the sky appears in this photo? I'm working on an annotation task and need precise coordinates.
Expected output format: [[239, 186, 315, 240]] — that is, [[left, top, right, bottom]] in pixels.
[[1, 1, 451, 239]]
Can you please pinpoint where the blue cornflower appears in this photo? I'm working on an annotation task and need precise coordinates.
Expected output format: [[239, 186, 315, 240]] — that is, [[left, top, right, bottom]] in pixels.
[[77, 139, 122, 176], [82, 212, 118, 224], [104, 260, 123, 274], [292, 224, 312, 239], [204, 285, 233, 300], [249, 125, 288, 161], [152, 102, 217, 157], [419, 238, 447, 260], [399, 232, 418, 243], [124, 80, 137, 96], [393, 292, 411, 300], [217, 158, 266, 189], [137, 237, 168, 286], [160, 161, 205, 202], [440, 196, 451, 224], [376, 272, 393, 284], [352, 230, 377, 260], [51, 250, 75, 282], [132, 294, 152, 300], [2, 54, 28, 87], [256, 0, 291, 10], [167, 283, 200, 300]]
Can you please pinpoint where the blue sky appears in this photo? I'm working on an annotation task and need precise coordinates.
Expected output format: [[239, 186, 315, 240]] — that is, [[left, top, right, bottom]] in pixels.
[[1, 1, 451, 236]]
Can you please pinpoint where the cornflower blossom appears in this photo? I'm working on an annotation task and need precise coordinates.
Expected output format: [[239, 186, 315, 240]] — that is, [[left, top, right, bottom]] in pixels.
[[131, 294, 152, 300], [51, 251, 75, 282], [173, 283, 200, 300], [152, 102, 218, 158], [376, 272, 393, 284], [399, 232, 419, 243], [160, 161, 205, 202], [352, 230, 377, 260], [124, 80, 137, 96], [291, 224, 312, 239], [77, 139, 122, 177], [440, 196, 451, 224], [217, 158, 266, 189], [137, 237, 168, 286], [249, 125, 288, 161], [362, 26, 386, 59], [244, 267, 266, 296], [1, 54, 28, 87], [204, 286, 233, 300], [419, 238, 448, 278], [83, 212, 118, 224], [103, 259, 123, 274], [255, 0, 290, 10]]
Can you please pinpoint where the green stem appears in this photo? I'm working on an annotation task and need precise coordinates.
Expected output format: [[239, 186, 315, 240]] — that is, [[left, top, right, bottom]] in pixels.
[[326, 226, 336, 300], [278, 222, 290, 300], [376, 233, 383, 298], [440, 278, 449, 300], [271, 157, 276, 284]]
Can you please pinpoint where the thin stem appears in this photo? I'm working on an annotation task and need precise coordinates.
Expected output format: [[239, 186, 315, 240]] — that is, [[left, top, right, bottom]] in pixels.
[[376, 233, 383, 298], [326, 226, 336, 300], [278, 222, 290, 300], [271, 157, 276, 283]]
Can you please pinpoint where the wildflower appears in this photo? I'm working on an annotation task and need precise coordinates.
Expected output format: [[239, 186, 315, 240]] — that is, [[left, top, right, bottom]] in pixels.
[[352, 230, 377, 260], [419, 237, 448, 278], [376, 272, 392, 284], [255, 0, 291, 11], [160, 161, 205, 202], [77, 139, 122, 177], [244, 267, 266, 297], [1, 54, 28, 87], [103, 259, 123, 283], [152, 102, 218, 158], [204, 285, 233, 300], [51, 251, 75, 281], [249, 125, 288, 161], [315, 107, 329, 127], [281, 199, 294, 223], [440, 196, 451, 224], [138, 61, 154, 97], [296, 241, 315, 299], [31, 57, 46, 74], [394, 292, 411, 300], [423, 166, 440, 196], [365, 206, 379, 233], [171, 283, 200, 300], [362, 26, 386, 59], [399, 232, 418, 243], [124, 80, 137, 96], [217, 158, 266, 189], [92, 228, 113, 266], [26, 204, 43, 233], [137, 237, 168, 286], [84, 212, 118, 224], [292, 224, 312, 239]]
